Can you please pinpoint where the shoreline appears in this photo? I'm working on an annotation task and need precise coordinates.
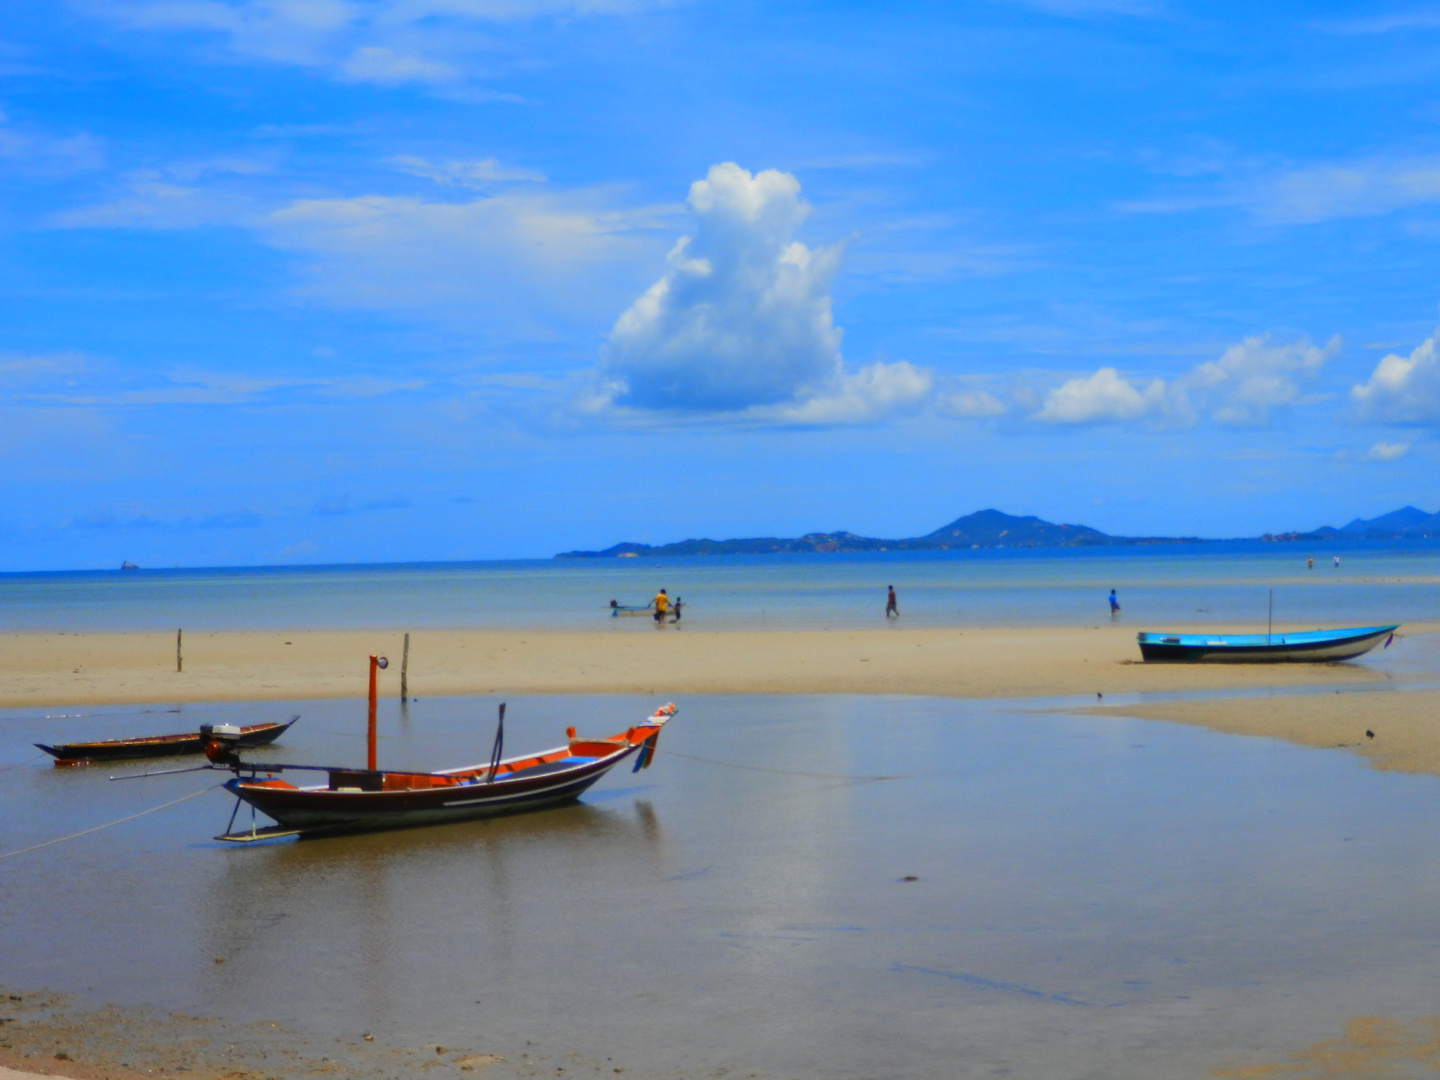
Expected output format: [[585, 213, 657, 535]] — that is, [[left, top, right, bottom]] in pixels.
[[1, 623, 1433, 709]]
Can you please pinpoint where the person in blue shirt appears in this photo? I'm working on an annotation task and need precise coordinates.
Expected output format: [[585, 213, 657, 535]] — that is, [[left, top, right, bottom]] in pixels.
[[1109, 589, 1120, 616]]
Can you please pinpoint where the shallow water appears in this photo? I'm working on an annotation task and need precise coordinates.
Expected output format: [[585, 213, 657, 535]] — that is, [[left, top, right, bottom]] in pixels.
[[4, 692, 1440, 1078], [2, 538, 1439, 632]]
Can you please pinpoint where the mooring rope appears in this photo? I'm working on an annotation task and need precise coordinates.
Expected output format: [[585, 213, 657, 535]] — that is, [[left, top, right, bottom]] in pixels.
[[656, 747, 906, 782], [0, 783, 222, 862]]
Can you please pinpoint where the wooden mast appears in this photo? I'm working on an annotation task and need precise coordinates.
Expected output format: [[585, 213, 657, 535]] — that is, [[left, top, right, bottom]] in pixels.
[[368, 654, 379, 771]]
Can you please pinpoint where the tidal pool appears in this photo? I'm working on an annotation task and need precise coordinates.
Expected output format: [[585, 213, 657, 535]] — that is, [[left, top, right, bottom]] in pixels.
[[3, 692, 1440, 1079]]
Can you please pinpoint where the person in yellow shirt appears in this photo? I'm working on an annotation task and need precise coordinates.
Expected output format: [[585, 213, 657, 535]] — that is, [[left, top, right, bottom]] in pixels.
[[653, 589, 670, 624]]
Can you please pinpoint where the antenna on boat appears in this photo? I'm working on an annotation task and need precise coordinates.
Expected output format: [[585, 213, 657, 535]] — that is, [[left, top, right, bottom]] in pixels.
[[486, 703, 506, 784]]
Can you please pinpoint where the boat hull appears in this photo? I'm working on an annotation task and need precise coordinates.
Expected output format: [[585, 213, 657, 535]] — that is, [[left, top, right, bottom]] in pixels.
[[219, 705, 673, 840], [37, 718, 296, 764], [226, 753, 629, 834], [1137, 625, 1397, 663]]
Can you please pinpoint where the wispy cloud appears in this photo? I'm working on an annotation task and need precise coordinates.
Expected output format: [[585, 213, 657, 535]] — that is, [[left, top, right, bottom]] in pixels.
[[50, 157, 273, 229], [1314, 12, 1440, 35], [390, 155, 545, 187], [1361, 441, 1411, 461], [84, 0, 671, 90], [0, 108, 104, 175], [0, 354, 429, 407], [1120, 153, 1440, 225], [264, 187, 670, 318]]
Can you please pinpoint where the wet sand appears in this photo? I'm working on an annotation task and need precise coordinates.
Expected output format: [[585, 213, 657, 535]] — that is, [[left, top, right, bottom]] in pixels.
[[3, 623, 1433, 710], [1083, 686, 1440, 779], [9, 691, 1440, 1079]]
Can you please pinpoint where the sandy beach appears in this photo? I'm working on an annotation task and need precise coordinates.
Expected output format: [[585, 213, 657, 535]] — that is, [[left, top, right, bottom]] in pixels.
[[5, 622, 1435, 779], [2, 623, 1431, 709]]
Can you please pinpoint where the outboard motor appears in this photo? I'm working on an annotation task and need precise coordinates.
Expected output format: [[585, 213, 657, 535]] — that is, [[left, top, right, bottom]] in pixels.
[[201, 723, 243, 766]]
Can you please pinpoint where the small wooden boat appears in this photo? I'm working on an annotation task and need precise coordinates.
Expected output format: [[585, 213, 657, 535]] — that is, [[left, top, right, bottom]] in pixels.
[[37, 717, 298, 766], [212, 704, 674, 842], [609, 600, 652, 616], [1137, 625, 1398, 663]]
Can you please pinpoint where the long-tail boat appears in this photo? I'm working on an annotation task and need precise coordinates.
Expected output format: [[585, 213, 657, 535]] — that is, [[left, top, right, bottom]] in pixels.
[[1137, 625, 1398, 663], [36, 716, 297, 766], [209, 702, 674, 843]]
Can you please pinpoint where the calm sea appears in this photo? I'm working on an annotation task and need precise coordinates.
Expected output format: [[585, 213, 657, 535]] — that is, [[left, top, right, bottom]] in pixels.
[[2, 539, 1438, 632]]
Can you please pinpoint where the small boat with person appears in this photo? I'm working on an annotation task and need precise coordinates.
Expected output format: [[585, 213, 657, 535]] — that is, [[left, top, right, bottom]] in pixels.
[[1137, 625, 1398, 663], [37, 716, 298, 765], [609, 599, 652, 616]]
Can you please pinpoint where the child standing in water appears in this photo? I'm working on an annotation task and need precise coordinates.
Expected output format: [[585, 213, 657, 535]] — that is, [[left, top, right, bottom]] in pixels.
[[885, 585, 898, 618], [1109, 589, 1120, 616]]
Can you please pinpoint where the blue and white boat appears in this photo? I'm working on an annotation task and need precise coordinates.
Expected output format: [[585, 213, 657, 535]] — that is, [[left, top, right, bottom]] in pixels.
[[1137, 624, 1398, 663]]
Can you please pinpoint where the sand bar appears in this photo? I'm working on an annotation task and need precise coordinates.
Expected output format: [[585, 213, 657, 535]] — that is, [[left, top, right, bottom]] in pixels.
[[1, 623, 1432, 709], [1084, 686, 1440, 779]]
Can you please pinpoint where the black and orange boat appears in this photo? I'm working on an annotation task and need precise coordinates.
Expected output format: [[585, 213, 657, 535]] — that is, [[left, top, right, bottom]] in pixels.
[[208, 702, 674, 843], [37, 716, 297, 766]]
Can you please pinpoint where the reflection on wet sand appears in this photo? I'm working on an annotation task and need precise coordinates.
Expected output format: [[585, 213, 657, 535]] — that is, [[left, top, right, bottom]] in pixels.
[[201, 798, 668, 1024]]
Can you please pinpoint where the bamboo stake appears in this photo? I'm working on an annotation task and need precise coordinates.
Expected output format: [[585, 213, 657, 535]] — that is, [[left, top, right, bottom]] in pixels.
[[176, 629, 183, 673], [400, 632, 410, 703]]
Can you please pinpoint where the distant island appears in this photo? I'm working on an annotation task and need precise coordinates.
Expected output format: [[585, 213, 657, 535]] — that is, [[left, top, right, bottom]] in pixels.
[[1299, 505, 1440, 541], [556, 505, 1440, 558], [557, 509, 1198, 557]]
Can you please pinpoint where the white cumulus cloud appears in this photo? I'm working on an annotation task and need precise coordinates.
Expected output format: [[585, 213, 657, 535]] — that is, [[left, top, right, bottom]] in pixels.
[[597, 162, 928, 424], [1033, 367, 1166, 424], [1029, 335, 1332, 428], [764, 361, 932, 425], [1351, 331, 1440, 425], [1179, 335, 1335, 427]]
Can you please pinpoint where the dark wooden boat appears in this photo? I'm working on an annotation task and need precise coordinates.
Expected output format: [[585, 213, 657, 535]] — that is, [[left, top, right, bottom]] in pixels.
[[37, 717, 298, 765], [1137, 625, 1398, 663], [213, 704, 674, 842]]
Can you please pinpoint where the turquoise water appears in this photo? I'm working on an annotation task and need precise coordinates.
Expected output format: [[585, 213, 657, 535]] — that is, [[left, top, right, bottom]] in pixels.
[[1, 539, 1438, 632]]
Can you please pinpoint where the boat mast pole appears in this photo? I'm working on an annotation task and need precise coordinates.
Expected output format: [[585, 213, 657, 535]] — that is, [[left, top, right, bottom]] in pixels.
[[1267, 589, 1273, 645], [368, 654, 379, 771]]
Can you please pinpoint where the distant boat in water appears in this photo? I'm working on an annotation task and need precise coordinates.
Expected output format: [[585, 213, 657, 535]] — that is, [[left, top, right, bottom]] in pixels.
[[38, 716, 297, 765], [1137, 625, 1398, 663], [120, 561, 139, 570]]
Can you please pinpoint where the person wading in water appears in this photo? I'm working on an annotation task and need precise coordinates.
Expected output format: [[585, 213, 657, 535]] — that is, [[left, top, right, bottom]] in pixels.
[[885, 585, 898, 618], [653, 589, 670, 625]]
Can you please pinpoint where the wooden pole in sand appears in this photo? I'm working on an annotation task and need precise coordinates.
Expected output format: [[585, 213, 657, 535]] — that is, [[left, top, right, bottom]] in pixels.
[[176, 629, 183, 673], [368, 654, 379, 771], [400, 633, 410, 703]]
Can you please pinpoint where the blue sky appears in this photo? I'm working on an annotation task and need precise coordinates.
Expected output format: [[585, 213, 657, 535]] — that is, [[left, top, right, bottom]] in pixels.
[[4, 0, 1440, 569]]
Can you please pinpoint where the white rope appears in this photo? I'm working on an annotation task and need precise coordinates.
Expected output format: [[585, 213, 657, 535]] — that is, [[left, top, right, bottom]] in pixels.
[[0, 783, 221, 862]]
